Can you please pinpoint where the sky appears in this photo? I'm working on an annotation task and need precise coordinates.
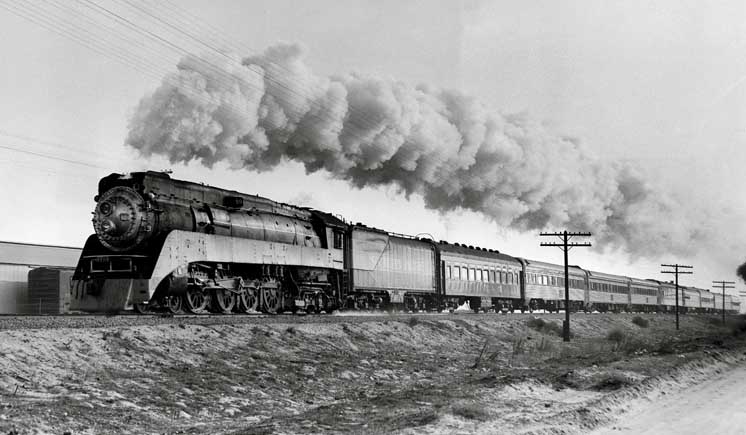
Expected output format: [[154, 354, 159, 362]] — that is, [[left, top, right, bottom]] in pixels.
[[0, 0, 745, 298]]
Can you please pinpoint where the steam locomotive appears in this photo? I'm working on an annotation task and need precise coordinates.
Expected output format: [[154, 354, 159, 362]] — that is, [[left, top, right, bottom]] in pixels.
[[71, 171, 346, 314], [70, 171, 741, 315]]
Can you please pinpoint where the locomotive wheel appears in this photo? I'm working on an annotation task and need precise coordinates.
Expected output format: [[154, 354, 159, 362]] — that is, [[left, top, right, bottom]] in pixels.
[[133, 302, 148, 314], [237, 287, 259, 313], [162, 296, 182, 314], [211, 289, 236, 314], [261, 287, 280, 313], [184, 288, 208, 314]]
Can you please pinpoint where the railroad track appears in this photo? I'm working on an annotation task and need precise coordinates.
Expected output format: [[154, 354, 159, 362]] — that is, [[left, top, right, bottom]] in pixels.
[[0, 310, 680, 331]]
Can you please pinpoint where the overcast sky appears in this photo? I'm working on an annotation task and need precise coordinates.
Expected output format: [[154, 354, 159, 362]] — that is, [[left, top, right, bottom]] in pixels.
[[1, 0, 745, 295]]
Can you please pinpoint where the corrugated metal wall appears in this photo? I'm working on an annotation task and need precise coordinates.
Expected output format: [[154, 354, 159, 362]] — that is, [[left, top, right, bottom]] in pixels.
[[28, 268, 74, 314], [351, 229, 435, 293], [0, 265, 33, 314]]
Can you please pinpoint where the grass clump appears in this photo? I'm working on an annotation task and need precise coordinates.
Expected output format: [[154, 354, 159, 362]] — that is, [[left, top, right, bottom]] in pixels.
[[655, 340, 676, 355], [526, 317, 564, 337], [592, 372, 632, 391], [631, 316, 649, 328], [511, 336, 526, 355], [535, 336, 555, 352], [527, 317, 546, 329], [605, 327, 648, 354], [450, 403, 490, 421], [728, 315, 746, 336], [606, 328, 626, 344]]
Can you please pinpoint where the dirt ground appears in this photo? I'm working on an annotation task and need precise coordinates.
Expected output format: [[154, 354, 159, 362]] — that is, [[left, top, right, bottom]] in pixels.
[[0, 312, 744, 435], [590, 364, 746, 435]]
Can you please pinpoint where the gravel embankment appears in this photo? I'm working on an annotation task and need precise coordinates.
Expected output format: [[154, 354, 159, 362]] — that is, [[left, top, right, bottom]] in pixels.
[[0, 312, 742, 435], [0, 311, 578, 331]]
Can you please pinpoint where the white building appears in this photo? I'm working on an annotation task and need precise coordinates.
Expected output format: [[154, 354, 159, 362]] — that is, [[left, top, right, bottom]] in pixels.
[[0, 241, 81, 314]]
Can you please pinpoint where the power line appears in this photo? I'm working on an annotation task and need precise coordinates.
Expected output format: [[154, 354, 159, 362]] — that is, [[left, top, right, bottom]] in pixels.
[[0, 144, 106, 169], [0, 0, 286, 156], [0, 0, 172, 83], [88, 0, 398, 169], [539, 230, 592, 342], [661, 264, 693, 330], [101, 0, 436, 172], [712, 280, 735, 324], [0, 129, 113, 162], [3, 0, 506, 196]]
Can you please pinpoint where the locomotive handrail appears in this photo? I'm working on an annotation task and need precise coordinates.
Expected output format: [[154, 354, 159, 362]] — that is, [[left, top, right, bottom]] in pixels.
[[82, 254, 149, 258]]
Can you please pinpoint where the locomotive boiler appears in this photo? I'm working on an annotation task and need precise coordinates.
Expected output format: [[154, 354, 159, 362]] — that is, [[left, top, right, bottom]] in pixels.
[[70, 171, 346, 314]]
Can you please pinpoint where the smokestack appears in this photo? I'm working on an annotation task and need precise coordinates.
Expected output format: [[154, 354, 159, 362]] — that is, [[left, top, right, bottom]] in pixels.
[[126, 43, 715, 258]]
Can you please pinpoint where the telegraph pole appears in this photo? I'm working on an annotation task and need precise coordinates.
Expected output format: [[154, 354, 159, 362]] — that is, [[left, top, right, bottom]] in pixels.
[[661, 264, 692, 330], [712, 280, 735, 324], [540, 231, 591, 342]]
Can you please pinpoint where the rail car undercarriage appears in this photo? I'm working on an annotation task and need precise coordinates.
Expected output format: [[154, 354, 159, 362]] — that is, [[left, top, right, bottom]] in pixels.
[[344, 291, 438, 312], [141, 263, 340, 315]]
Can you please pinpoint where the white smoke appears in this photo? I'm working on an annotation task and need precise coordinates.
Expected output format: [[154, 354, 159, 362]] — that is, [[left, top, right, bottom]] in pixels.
[[126, 43, 716, 257]]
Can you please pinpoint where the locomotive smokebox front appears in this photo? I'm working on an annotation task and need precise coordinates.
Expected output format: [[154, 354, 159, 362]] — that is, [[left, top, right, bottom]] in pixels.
[[92, 185, 156, 251]]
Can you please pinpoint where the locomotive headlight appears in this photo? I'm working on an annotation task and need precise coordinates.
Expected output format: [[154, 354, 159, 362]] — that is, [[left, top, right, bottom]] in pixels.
[[99, 201, 112, 216], [101, 219, 115, 233]]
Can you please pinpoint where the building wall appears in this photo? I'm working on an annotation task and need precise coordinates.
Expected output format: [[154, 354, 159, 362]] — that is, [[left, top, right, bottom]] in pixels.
[[0, 241, 82, 314], [0, 264, 34, 314]]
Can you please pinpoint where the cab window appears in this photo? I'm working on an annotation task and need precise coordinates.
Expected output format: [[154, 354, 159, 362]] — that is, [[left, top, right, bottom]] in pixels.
[[333, 231, 343, 249]]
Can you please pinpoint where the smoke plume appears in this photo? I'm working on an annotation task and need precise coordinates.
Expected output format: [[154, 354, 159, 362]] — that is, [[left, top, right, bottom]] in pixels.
[[737, 262, 746, 284], [126, 43, 714, 257]]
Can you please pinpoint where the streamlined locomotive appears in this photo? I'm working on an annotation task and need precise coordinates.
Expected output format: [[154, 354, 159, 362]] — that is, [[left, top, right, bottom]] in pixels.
[[70, 171, 346, 314]]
